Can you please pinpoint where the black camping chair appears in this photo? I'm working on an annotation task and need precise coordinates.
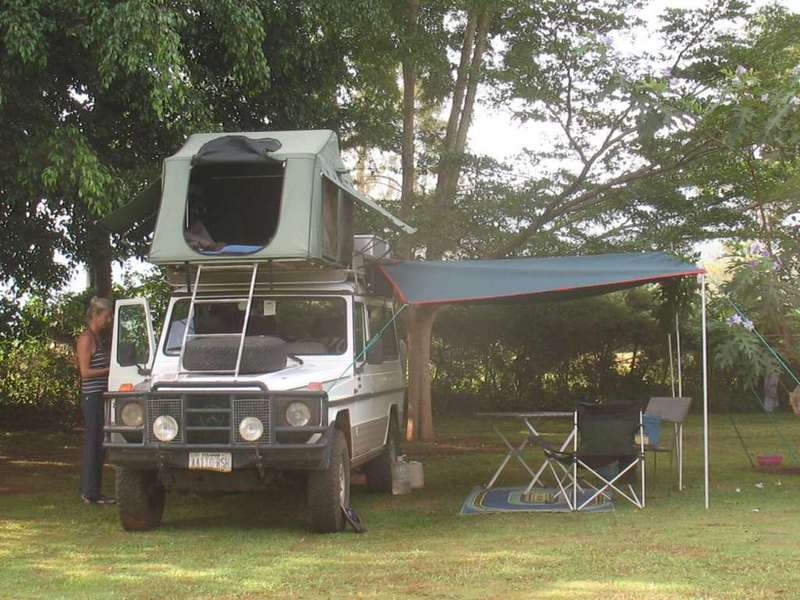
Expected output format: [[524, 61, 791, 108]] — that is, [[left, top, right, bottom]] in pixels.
[[529, 402, 645, 511]]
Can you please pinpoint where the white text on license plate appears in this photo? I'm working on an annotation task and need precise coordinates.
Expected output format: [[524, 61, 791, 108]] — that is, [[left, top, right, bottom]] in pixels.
[[188, 452, 232, 472]]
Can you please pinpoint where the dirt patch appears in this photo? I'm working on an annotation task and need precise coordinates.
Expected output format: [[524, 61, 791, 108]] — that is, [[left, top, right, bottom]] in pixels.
[[0, 483, 35, 495], [404, 436, 505, 458]]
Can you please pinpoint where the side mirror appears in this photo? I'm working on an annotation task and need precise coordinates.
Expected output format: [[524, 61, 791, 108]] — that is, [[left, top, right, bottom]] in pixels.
[[366, 342, 384, 365], [137, 364, 151, 376]]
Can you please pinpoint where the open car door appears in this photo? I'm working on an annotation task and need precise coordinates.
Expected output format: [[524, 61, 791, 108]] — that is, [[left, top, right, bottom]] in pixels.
[[109, 299, 156, 392]]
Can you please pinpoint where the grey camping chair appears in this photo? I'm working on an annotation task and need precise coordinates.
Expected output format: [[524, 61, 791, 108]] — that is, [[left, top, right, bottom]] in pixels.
[[644, 397, 692, 490]]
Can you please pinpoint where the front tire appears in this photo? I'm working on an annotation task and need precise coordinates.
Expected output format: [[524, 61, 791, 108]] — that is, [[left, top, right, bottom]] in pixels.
[[116, 468, 166, 531], [307, 429, 350, 533], [365, 417, 399, 493]]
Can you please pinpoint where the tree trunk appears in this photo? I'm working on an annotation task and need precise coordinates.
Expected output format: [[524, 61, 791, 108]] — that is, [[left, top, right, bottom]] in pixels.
[[441, 11, 478, 156], [87, 226, 113, 298], [453, 10, 490, 160], [404, 304, 441, 441], [400, 0, 419, 223], [428, 9, 490, 259]]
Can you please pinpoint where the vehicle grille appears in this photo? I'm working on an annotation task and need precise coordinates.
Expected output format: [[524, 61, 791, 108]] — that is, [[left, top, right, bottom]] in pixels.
[[147, 394, 271, 446], [233, 398, 272, 443], [185, 395, 231, 445], [147, 399, 182, 444]]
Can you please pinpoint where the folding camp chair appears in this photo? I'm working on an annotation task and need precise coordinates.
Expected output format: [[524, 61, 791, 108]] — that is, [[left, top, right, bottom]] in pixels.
[[644, 397, 692, 490], [530, 402, 645, 511]]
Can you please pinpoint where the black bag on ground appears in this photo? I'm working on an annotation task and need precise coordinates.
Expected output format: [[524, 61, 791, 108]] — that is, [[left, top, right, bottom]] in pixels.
[[183, 335, 287, 374]]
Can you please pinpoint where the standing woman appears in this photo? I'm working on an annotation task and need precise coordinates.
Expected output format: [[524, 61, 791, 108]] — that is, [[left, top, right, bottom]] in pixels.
[[76, 296, 116, 504]]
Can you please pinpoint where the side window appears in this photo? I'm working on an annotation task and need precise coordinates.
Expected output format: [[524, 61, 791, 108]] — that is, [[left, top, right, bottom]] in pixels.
[[367, 303, 398, 361], [353, 302, 366, 361], [117, 304, 151, 366], [382, 305, 399, 361]]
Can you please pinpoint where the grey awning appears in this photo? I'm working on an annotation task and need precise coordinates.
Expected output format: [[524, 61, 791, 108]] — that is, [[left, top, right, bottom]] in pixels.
[[378, 252, 703, 305]]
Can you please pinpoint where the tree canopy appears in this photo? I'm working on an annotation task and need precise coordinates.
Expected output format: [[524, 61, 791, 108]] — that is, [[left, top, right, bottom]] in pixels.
[[1, 0, 799, 433]]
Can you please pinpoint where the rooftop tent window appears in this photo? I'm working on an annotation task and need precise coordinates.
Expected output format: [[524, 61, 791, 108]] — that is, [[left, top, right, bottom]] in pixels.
[[321, 176, 354, 265], [184, 135, 284, 255]]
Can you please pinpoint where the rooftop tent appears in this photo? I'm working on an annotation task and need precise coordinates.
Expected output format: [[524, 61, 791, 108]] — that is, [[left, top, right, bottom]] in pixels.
[[125, 130, 413, 266], [377, 252, 704, 305]]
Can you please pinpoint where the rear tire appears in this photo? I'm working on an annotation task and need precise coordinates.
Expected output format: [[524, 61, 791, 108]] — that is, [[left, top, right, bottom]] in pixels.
[[365, 417, 399, 493], [307, 429, 350, 533], [116, 468, 166, 531]]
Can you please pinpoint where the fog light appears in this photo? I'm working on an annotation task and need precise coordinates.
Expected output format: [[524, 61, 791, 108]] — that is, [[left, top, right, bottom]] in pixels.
[[120, 402, 144, 428], [153, 415, 179, 442], [239, 417, 264, 442], [285, 402, 311, 427]]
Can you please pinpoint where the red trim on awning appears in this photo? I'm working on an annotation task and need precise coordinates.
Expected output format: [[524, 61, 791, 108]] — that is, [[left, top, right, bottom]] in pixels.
[[378, 263, 410, 304]]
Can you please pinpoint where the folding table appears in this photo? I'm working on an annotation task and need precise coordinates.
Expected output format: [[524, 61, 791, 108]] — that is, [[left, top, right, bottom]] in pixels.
[[477, 411, 576, 494]]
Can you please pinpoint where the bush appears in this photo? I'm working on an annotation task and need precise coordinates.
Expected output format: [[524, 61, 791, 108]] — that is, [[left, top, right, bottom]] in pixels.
[[0, 338, 80, 429]]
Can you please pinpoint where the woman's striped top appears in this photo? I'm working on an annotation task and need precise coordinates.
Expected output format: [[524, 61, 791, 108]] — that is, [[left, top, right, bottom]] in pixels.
[[81, 332, 110, 394]]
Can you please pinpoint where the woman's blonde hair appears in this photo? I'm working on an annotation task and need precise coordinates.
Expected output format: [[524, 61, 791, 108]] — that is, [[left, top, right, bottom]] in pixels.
[[86, 296, 114, 323]]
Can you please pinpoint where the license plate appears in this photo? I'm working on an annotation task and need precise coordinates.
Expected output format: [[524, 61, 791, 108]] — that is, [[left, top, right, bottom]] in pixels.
[[188, 452, 232, 473]]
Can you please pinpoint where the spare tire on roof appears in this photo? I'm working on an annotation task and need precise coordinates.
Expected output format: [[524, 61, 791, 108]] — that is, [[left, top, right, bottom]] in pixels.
[[183, 335, 287, 374]]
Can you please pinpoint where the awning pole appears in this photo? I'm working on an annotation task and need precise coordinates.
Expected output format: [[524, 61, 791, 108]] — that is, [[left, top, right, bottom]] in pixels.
[[701, 274, 710, 509], [675, 313, 683, 398], [668, 333, 675, 397]]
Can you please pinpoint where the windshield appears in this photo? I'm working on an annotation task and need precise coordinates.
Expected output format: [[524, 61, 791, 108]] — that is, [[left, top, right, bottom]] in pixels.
[[164, 297, 347, 356]]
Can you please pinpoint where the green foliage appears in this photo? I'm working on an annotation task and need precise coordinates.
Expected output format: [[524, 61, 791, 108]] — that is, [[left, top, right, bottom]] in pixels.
[[710, 242, 799, 392], [431, 288, 676, 412], [0, 338, 78, 428], [711, 320, 778, 392]]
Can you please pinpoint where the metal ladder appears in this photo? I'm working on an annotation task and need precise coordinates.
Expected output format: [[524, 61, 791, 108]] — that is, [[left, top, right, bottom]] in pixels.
[[178, 263, 259, 379]]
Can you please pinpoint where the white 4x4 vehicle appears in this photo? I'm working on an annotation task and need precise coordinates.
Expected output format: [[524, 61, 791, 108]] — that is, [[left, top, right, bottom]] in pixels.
[[105, 261, 405, 533], [100, 130, 413, 532]]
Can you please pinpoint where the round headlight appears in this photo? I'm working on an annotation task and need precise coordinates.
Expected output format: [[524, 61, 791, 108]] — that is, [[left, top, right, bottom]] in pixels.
[[152, 415, 179, 442], [120, 402, 144, 428], [285, 402, 311, 427], [239, 417, 264, 442]]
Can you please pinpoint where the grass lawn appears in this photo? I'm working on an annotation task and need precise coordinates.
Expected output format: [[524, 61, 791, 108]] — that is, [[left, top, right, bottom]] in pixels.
[[1, 413, 799, 599]]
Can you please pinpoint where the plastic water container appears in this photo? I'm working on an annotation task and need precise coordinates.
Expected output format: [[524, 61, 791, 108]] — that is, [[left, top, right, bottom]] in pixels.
[[408, 461, 424, 489], [391, 459, 411, 495], [642, 414, 662, 447]]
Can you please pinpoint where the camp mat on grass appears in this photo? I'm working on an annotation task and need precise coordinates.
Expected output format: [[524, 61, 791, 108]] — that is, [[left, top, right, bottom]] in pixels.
[[460, 486, 614, 514]]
